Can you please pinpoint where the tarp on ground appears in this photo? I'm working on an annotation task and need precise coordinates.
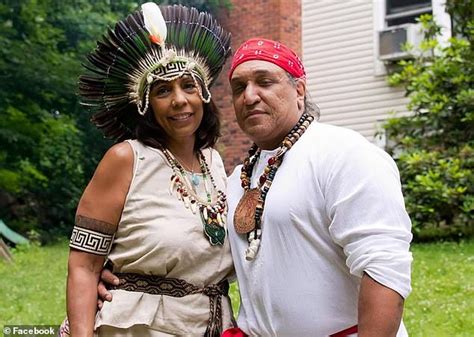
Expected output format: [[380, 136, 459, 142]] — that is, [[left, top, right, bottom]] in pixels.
[[0, 219, 29, 245]]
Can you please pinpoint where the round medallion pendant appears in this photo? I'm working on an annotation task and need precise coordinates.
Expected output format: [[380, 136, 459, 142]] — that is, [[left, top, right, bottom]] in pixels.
[[233, 188, 260, 234]]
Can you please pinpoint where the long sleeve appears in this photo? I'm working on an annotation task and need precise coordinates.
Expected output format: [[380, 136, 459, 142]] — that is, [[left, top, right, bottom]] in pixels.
[[325, 136, 413, 298]]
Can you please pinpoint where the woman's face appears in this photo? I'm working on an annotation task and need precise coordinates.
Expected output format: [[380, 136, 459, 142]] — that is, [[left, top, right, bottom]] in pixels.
[[149, 74, 204, 147]]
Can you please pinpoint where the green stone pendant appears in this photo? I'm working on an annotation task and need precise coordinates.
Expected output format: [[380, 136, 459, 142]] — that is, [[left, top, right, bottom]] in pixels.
[[204, 222, 226, 246], [200, 212, 226, 245]]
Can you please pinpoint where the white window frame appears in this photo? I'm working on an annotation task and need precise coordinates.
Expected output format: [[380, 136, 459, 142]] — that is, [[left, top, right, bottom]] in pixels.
[[385, 0, 432, 27], [373, 0, 451, 76]]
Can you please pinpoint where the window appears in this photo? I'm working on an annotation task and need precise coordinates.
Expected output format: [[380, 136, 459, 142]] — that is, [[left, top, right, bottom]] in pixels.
[[386, 0, 432, 26]]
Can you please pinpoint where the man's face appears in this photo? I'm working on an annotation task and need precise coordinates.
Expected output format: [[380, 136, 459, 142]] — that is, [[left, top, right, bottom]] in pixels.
[[230, 60, 305, 149]]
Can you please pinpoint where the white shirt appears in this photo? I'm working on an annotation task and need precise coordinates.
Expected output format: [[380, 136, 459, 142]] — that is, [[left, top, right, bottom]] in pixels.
[[227, 122, 412, 337]]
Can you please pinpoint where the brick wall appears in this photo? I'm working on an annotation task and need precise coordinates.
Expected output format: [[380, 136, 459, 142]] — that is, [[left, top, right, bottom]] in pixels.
[[211, 0, 302, 174]]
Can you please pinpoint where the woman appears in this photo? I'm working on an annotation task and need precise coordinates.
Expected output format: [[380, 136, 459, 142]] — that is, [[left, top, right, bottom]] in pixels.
[[62, 3, 234, 336]]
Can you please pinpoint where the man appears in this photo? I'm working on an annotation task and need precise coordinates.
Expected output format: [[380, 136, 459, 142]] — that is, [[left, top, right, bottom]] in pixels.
[[99, 38, 413, 337], [224, 38, 412, 337]]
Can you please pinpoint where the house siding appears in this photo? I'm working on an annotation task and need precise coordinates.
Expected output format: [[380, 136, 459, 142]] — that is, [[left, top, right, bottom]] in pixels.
[[302, 0, 410, 141]]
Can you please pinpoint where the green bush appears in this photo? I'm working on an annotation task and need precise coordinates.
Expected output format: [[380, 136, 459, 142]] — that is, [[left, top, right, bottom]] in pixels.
[[384, 10, 473, 241], [0, 0, 232, 243]]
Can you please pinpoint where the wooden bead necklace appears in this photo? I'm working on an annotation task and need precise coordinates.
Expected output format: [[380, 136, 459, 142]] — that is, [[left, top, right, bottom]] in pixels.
[[234, 112, 314, 260]]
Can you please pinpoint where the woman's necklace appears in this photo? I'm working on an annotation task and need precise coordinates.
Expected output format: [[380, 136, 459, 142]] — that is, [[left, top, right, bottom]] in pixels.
[[172, 152, 201, 188], [162, 148, 227, 246], [234, 112, 314, 260]]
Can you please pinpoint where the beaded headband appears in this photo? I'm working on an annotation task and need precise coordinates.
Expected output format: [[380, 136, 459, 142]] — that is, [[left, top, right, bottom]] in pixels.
[[79, 2, 231, 141]]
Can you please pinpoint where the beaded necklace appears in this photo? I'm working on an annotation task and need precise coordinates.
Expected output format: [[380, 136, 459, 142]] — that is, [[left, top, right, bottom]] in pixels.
[[234, 112, 314, 260], [172, 151, 201, 188], [162, 148, 227, 246]]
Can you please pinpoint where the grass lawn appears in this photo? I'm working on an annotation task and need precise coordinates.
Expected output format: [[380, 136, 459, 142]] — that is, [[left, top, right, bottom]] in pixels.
[[0, 241, 69, 325], [403, 240, 474, 337], [1, 240, 472, 336]]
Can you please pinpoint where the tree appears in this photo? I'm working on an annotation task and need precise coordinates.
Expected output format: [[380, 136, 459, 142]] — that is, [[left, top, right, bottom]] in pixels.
[[0, 0, 115, 240], [383, 7, 473, 240], [0, 0, 230, 241], [158, 0, 232, 14]]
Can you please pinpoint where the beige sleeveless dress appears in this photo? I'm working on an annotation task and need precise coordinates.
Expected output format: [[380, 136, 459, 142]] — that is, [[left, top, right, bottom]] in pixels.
[[93, 140, 234, 336]]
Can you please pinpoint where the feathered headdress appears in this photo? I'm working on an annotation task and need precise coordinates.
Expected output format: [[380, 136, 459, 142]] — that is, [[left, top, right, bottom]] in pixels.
[[79, 2, 231, 141]]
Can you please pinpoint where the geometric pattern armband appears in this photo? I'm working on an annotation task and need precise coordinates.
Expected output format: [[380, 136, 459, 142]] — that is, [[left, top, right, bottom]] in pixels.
[[69, 226, 114, 256]]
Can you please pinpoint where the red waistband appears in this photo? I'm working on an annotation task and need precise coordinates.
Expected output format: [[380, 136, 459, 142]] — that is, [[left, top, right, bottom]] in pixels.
[[222, 324, 358, 337], [330, 324, 358, 337]]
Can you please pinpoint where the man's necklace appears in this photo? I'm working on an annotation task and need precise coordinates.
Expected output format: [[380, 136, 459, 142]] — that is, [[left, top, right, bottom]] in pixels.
[[234, 112, 314, 260], [162, 148, 227, 246]]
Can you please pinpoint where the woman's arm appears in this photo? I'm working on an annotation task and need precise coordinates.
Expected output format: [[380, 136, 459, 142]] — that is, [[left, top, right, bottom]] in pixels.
[[67, 249, 106, 337], [67, 142, 133, 337]]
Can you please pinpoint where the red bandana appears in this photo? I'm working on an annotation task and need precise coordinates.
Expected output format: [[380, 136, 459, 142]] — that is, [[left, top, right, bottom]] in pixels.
[[229, 38, 305, 79]]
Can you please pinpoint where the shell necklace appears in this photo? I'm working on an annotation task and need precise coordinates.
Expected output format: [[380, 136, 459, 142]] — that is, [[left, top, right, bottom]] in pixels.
[[162, 148, 227, 246], [234, 112, 314, 260]]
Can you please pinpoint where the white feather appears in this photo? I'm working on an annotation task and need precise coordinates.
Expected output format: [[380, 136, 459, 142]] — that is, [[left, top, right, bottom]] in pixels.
[[141, 2, 167, 45]]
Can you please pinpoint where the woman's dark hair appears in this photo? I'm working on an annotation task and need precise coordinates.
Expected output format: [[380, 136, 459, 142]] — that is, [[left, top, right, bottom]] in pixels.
[[135, 98, 221, 151]]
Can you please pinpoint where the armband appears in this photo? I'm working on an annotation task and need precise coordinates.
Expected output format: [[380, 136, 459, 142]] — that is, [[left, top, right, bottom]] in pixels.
[[69, 215, 116, 256]]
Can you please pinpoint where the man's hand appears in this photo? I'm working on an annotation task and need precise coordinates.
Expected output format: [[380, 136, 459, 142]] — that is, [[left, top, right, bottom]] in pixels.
[[97, 268, 120, 309]]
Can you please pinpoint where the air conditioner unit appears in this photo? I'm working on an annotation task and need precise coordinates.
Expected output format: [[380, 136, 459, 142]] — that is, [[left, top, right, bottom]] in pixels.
[[378, 23, 423, 61]]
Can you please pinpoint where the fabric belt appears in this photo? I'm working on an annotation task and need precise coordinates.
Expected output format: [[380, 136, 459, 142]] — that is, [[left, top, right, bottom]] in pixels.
[[222, 324, 358, 337], [109, 272, 229, 337]]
